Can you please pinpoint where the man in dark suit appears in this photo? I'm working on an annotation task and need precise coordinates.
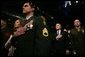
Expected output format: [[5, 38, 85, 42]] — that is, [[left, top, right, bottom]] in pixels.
[[51, 23, 69, 56]]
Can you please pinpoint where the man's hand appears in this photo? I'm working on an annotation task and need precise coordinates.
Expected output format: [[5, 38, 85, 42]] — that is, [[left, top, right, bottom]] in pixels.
[[14, 27, 26, 37], [8, 46, 16, 56], [56, 35, 62, 40], [66, 49, 70, 55]]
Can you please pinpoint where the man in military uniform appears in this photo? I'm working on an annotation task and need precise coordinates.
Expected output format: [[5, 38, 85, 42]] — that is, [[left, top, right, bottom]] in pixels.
[[34, 16, 52, 56], [12, 1, 52, 56], [70, 19, 84, 56]]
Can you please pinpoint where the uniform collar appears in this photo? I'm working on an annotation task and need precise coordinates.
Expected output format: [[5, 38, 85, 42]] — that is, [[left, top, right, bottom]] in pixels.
[[26, 15, 33, 20]]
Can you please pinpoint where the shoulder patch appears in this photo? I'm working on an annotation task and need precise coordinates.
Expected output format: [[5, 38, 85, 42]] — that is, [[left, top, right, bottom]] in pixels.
[[42, 28, 49, 37]]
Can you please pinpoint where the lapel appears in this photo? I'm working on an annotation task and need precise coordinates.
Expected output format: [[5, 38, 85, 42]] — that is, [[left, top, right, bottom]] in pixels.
[[56, 30, 64, 36]]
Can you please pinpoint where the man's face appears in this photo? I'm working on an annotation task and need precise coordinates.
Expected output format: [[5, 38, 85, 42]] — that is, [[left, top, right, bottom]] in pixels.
[[22, 3, 34, 14], [55, 23, 61, 30], [74, 20, 81, 27]]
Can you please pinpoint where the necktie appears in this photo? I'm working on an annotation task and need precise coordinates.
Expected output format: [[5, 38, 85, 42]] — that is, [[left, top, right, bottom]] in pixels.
[[57, 30, 59, 35]]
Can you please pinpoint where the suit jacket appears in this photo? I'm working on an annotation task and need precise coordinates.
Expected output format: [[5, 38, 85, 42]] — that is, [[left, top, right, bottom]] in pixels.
[[51, 30, 69, 55]]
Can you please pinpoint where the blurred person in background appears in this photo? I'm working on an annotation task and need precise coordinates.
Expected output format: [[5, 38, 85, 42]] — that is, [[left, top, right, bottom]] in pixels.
[[51, 23, 69, 56], [69, 19, 84, 56]]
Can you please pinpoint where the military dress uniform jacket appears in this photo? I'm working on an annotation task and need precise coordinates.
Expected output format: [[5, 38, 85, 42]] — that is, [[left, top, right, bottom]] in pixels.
[[70, 28, 84, 56], [11, 16, 36, 56], [11, 16, 52, 56], [34, 16, 52, 56]]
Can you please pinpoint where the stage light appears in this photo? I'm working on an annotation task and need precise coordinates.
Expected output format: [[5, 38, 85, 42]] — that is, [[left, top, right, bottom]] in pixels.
[[65, 1, 71, 7], [76, 1, 78, 3], [51, 17, 54, 19]]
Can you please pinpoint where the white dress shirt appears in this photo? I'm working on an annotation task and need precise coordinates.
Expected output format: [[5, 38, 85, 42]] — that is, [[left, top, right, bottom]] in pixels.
[[57, 30, 61, 35]]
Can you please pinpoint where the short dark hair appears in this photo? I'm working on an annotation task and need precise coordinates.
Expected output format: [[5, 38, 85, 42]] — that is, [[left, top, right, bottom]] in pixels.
[[22, 0, 35, 8]]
